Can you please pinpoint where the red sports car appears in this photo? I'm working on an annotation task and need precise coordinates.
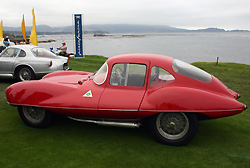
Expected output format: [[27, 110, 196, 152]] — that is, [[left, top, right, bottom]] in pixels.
[[5, 53, 247, 146]]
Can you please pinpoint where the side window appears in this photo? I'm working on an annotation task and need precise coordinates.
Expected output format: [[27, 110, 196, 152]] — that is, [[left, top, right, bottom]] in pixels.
[[18, 50, 26, 57], [150, 66, 175, 87], [110, 63, 146, 87], [0, 48, 20, 57], [172, 59, 212, 83], [32, 48, 44, 57], [31, 48, 59, 59]]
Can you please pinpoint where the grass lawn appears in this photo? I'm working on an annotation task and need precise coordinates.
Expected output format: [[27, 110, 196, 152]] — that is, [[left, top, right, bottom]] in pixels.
[[0, 56, 250, 168]]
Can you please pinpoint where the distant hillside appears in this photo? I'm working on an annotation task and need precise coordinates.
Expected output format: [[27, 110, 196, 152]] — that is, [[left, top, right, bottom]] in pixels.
[[2, 24, 249, 34], [85, 24, 187, 33], [191, 27, 250, 32], [4, 25, 70, 33], [3, 24, 185, 33]]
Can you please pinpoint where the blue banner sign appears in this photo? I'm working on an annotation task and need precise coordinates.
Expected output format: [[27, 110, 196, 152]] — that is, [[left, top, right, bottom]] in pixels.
[[74, 14, 83, 57]]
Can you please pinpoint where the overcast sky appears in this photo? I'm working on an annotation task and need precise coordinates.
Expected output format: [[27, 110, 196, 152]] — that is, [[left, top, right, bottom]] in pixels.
[[1, 0, 250, 30]]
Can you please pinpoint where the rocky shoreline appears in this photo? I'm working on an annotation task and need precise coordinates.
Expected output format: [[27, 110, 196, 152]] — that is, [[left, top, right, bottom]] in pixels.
[[3, 33, 56, 44], [9, 38, 56, 44]]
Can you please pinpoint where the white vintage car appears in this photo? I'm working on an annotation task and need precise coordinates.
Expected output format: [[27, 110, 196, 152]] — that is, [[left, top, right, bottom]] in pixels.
[[0, 45, 69, 81]]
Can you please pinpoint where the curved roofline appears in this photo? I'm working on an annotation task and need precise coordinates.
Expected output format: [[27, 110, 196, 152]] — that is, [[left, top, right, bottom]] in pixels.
[[107, 53, 175, 73], [108, 53, 174, 63], [110, 53, 173, 60], [8, 44, 39, 50]]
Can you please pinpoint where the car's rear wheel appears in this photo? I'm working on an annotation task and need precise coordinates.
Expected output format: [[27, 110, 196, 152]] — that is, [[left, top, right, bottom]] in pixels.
[[148, 112, 198, 146], [16, 66, 35, 81], [18, 106, 53, 128]]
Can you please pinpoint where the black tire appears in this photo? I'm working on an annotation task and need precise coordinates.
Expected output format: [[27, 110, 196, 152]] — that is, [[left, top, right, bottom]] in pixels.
[[148, 112, 198, 146], [18, 106, 53, 128], [0, 46, 6, 53], [16, 66, 35, 81]]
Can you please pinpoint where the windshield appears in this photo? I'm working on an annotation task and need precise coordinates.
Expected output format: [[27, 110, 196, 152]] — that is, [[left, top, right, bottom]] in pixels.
[[0, 48, 20, 57], [93, 62, 108, 85], [172, 59, 212, 83], [31, 47, 59, 59]]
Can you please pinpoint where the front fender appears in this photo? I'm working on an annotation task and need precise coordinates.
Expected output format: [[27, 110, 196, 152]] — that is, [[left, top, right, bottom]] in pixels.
[[6, 80, 76, 107]]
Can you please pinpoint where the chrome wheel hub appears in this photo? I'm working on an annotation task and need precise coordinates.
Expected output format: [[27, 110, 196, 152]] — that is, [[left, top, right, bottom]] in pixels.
[[156, 113, 189, 140], [19, 68, 31, 81], [22, 106, 45, 123]]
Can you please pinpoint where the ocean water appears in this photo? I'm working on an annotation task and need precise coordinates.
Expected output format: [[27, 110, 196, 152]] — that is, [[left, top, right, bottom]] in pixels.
[[38, 33, 250, 65]]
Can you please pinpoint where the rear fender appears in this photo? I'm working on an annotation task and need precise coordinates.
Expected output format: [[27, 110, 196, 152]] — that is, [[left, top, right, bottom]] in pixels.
[[228, 89, 240, 99], [14, 64, 35, 77], [139, 87, 245, 118]]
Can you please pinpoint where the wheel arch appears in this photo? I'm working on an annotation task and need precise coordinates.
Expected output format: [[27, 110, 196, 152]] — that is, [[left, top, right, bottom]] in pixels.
[[17, 105, 54, 128], [147, 112, 199, 146], [144, 111, 211, 121], [14, 64, 36, 78]]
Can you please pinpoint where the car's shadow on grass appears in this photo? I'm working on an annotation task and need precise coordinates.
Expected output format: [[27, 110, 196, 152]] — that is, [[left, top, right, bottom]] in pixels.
[[16, 114, 243, 149], [0, 77, 16, 84], [48, 114, 155, 144]]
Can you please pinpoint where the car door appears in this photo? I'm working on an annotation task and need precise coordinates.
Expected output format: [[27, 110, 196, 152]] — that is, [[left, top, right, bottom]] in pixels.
[[98, 61, 149, 119], [0, 48, 20, 74]]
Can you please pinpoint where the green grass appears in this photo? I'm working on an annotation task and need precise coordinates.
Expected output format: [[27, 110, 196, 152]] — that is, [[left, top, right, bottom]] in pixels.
[[69, 55, 107, 73], [0, 57, 250, 167]]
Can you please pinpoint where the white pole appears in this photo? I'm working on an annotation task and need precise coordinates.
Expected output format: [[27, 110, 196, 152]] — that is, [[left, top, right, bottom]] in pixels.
[[72, 14, 75, 56], [82, 14, 85, 58]]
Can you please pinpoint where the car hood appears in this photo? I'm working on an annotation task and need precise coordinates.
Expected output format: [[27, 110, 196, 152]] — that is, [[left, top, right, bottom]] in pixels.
[[6, 72, 94, 107], [43, 74, 89, 85], [42, 71, 93, 84]]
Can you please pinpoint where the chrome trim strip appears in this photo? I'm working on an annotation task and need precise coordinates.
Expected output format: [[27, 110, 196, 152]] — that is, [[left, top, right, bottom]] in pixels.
[[7, 103, 97, 111], [0, 74, 14, 77], [7, 103, 244, 113], [7, 103, 137, 112], [139, 108, 244, 113], [99, 108, 137, 112]]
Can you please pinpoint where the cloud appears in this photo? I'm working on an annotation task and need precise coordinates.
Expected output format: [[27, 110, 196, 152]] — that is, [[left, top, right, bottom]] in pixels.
[[1, 0, 250, 30]]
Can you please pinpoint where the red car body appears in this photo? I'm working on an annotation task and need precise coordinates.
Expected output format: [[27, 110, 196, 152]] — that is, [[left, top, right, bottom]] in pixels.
[[5, 53, 247, 146]]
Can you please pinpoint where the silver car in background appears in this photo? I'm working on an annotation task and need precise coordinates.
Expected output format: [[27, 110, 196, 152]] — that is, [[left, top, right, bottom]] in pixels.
[[0, 45, 69, 81]]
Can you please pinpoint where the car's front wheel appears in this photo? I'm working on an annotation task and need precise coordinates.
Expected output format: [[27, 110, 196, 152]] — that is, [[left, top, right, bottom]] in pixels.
[[18, 106, 53, 128], [148, 112, 198, 146], [16, 66, 35, 81]]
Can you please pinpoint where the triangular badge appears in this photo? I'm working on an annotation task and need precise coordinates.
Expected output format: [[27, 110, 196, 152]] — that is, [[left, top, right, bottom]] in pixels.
[[83, 90, 93, 97]]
